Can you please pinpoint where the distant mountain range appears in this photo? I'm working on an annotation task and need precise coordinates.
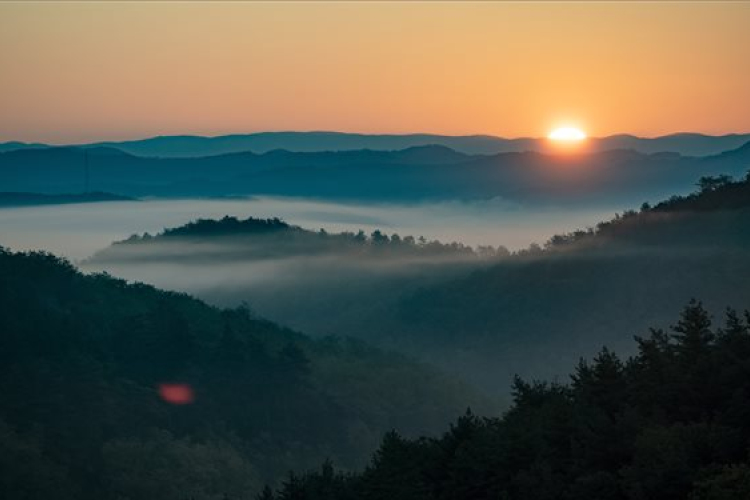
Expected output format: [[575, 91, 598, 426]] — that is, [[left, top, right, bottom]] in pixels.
[[2, 131, 750, 157], [2, 140, 750, 205]]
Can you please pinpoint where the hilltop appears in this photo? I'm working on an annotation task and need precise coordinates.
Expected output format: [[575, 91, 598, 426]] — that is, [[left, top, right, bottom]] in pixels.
[[87, 215, 491, 264]]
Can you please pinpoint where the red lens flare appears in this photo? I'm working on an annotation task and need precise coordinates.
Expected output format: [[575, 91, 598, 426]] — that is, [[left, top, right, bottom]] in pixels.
[[158, 383, 195, 405]]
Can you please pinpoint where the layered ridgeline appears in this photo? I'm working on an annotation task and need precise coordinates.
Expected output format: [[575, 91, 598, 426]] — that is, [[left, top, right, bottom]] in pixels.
[[0, 249, 485, 500], [83, 219, 504, 341], [2, 140, 750, 204], [2, 131, 750, 156], [85, 175, 750, 395], [266, 302, 750, 500]]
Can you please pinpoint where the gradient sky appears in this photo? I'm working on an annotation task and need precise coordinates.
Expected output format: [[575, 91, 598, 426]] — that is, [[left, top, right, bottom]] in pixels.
[[1, 2, 749, 144]]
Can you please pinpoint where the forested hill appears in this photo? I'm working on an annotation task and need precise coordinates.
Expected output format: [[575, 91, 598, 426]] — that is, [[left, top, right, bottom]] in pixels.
[[82, 218, 504, 360], [0, 248, 483, 500], [370, 174, 750, 391], [540, 173, 750, 251], [268, 302, 750, 500], [87, 216, 498, 265]]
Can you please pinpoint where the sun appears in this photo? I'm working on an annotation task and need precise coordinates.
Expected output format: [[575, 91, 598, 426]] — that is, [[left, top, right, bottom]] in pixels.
[[548, 126, 587, 142]]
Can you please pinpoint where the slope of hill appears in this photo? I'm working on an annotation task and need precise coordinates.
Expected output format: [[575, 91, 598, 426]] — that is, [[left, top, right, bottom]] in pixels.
[[267, 302, 750, 500], [373, 175, 750, 390], [2, 142, 749, 204], [78, 175, 750, 395], [82, 217, 503, 346], [0, 248, 484, 500], [3, 131, 749, 156]]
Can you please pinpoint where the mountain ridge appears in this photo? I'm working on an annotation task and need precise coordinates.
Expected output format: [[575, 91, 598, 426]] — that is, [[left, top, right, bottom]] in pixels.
[[3, 140, 750, 204], [3, 131, 750, 157]]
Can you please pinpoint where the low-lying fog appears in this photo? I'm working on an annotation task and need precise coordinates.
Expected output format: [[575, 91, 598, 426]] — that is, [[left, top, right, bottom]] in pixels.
[[5, 195, 748, 396], [0, 196, 623, 261]]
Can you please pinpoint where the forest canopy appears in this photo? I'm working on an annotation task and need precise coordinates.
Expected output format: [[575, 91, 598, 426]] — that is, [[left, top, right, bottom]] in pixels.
[[266, 301, 750, 500], [0, 247, 480, 500]]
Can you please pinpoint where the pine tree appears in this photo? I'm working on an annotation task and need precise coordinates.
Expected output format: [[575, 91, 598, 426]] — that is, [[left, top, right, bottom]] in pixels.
[[257, 485, 275, 500]]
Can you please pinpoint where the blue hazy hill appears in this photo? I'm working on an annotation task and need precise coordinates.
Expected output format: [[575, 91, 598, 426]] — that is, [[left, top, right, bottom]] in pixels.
[[2, 141, 750, 204], [2, 131, 750, 157]]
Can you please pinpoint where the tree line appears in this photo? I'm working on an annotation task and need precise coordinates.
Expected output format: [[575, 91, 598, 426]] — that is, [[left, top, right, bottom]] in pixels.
[[266, 301, 750, 500]]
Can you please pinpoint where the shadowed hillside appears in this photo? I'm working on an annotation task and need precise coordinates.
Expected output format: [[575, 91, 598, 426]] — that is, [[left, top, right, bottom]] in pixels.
[[267, 302, 750, 500], [374, 174, 750, 390], [0, 248, 486, 500], [83, 218, 505, 345], [79, 175, 750, 395]]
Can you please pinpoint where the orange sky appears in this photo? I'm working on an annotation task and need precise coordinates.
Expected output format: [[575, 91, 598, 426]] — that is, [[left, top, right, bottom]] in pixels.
[[1, 2, 749, 144]]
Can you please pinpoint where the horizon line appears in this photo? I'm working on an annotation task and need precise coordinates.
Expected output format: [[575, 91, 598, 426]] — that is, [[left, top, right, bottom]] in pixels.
[[4, 130, 750, 147]]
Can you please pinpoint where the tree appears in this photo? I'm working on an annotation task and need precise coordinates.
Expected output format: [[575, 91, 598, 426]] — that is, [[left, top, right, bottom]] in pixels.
[[101, 431, 262, 500], [370, 230, 389, 245], [571, 347, 627, 418], [697, 175, 733, 193], [671, 300, 714, 367], [257, 486, 276, 500], [690, 464, 750, 500], [360, 431, 432, 500]]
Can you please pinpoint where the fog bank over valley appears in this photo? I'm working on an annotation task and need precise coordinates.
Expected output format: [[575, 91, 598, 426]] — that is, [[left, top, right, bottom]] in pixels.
[[0, 196, 621, 261]]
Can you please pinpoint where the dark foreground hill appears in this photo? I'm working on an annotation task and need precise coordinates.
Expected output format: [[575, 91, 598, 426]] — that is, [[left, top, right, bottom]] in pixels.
[[0, 248, 483, 500], [268, 301, 750, 500]]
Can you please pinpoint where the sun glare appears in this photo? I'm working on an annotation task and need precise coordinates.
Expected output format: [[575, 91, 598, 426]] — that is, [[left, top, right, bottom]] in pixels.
[[548, 127, 587, 142]]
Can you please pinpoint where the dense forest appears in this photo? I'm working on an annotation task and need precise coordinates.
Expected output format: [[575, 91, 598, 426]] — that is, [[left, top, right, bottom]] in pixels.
[[370, 174, 750, 390], [6, 174, 750, 499], [0, 248, 484, 500], [83, 174, 750, 394], [82, 218, 506, 349], [267, 301, 750, 500]]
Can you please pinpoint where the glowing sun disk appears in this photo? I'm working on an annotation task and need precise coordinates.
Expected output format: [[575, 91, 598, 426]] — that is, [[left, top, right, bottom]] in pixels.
[[548, 127, 587, 142]]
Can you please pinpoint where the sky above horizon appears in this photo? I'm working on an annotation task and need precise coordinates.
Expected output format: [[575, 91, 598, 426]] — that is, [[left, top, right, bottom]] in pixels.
[[1, 2, 749, 144]]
